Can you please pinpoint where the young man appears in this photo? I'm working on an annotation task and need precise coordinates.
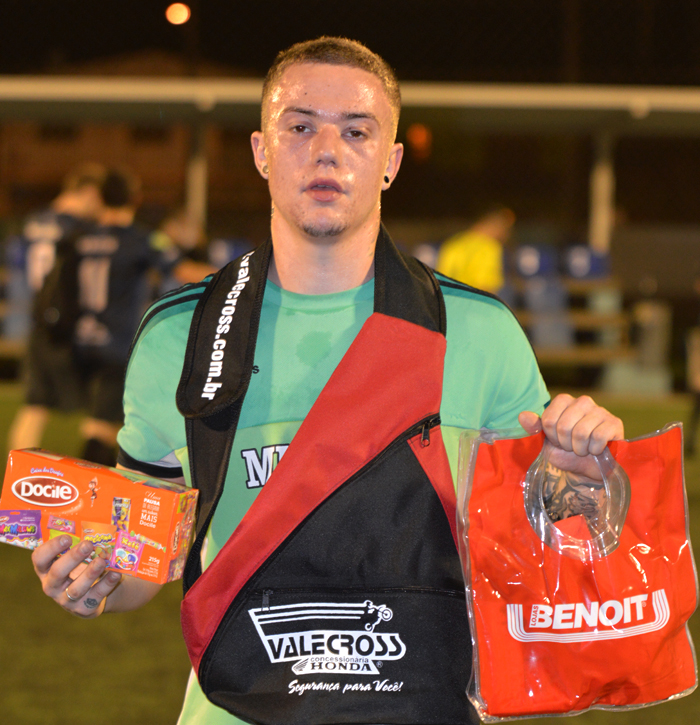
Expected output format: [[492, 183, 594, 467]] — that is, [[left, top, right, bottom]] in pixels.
[[32, 38, 623, 724]]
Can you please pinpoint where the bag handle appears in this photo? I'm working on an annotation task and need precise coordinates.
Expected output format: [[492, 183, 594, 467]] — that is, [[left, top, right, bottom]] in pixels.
[[523, 443, 631, 562]]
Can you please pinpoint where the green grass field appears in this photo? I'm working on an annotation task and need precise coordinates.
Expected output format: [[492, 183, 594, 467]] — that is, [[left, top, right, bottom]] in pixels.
[[1, 382, 699, 724]]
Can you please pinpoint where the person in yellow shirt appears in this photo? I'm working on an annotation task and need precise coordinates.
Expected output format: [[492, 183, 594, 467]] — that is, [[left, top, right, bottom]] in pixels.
[[436, 205, 515, 293]]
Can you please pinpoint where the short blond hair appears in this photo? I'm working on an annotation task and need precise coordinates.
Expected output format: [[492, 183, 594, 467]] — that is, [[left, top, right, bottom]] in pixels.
[[261, 36, 401, 132]]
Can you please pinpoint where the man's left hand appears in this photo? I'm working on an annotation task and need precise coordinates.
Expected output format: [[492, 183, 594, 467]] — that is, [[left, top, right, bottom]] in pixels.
[[518, 394, 624, 479]]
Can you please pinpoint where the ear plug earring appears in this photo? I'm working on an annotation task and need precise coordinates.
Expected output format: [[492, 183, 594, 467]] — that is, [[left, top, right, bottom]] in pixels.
[[262, 165, 269, 175], [384, 175, 390, 183]]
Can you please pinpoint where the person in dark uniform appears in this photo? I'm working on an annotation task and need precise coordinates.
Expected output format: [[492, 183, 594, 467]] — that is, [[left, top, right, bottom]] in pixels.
[[70, 168, 185, 465], [10, 167, 194, 465], [7, 163, 106, 452]]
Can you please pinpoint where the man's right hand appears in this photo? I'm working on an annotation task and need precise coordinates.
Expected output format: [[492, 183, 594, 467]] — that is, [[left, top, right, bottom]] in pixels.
[[31, 535, 162, 617]]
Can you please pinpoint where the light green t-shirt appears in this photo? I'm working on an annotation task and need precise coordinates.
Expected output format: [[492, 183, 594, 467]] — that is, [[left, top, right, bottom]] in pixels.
[[117, 274, 549, 725]]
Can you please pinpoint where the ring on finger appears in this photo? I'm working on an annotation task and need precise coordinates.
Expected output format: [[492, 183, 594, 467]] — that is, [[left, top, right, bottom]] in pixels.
[[66, 590, 81, 603]]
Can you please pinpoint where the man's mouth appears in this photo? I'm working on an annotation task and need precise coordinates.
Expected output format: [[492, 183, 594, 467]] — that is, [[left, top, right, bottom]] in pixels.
[[307, 179, 343, 201]]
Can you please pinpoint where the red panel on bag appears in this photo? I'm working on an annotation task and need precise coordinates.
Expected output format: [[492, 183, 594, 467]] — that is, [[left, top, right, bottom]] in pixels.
[[409, 427, 458, 547], [181, 313, 446, 673], [466, 426, 698, 718]]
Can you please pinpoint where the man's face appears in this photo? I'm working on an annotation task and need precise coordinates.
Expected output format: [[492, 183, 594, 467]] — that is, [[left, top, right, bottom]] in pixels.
[[251, 63, 403, 240]]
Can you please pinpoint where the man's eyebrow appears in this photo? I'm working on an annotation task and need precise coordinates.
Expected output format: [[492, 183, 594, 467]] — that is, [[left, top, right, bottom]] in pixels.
[[280, 107, 379, 123], [344, 111, 379, 123], [281, 106, 317, 117]]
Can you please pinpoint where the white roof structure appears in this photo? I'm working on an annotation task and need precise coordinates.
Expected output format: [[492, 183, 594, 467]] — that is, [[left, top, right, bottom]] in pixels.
[[4, 76, 700, 247], [2, 76, 700, 133]]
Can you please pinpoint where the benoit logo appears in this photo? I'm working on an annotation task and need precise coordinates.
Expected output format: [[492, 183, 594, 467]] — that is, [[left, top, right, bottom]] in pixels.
[[529, 594, 649, 629], [507, 589, 670, 643], [11, 476, 79, 507]]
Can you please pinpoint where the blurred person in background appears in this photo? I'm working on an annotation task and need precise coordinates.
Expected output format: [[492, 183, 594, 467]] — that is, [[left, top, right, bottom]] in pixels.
[[7, 163, 106, 451], [69, 167, 181, 465], [9, 167, 208, 465], [153, 207, 216, 293], [436, 204, 516, 294], [2, 163, 106, 339]]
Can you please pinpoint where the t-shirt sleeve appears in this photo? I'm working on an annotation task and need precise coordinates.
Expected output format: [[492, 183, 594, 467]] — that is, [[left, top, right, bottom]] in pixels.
[[484, 320, 549, 429], [441, 290, 549, 432], [116, 306, 189, 477]]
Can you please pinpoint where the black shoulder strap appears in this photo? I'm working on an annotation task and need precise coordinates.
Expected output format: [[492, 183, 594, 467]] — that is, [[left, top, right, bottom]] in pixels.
[[177, 225, 444, 591], [176, 239, 272, 589], [374, 225, 446, 334]]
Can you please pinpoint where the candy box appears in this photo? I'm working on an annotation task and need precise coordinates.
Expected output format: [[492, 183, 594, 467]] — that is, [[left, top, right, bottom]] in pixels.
[[0, 448, 198, 584]]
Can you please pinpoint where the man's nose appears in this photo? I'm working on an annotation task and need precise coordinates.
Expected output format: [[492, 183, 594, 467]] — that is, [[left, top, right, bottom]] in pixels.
[[312, 125, 343, 166]]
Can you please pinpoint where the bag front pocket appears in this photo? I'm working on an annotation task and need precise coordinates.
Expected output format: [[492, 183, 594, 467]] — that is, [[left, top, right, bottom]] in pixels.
[[201, 586, 472, 725]]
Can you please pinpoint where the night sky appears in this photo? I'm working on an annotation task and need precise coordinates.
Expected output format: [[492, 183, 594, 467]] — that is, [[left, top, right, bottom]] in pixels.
[[2, 0, 700, 85]]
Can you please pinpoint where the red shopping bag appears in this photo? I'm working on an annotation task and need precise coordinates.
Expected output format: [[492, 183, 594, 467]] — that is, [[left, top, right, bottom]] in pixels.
[[458, 424, 698, 721]]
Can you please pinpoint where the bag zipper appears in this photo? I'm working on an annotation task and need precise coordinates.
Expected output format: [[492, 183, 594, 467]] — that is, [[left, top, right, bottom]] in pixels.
[[262, 588, 273, 611], [403, 414, 439, 448], [256, 585, 465, 610], [421, 419, 433, 447]]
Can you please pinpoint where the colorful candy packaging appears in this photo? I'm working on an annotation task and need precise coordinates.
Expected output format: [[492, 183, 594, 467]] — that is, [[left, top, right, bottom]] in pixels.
[[112, 531, 145, 573], [457, 423, 698, 721], [0, 448, 199, 584], [82, 520, 117, 559], [111, 497, 131, 531], [0, 509, 41, 548]]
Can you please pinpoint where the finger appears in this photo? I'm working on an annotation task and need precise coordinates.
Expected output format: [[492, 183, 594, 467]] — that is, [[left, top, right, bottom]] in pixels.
[[64, 557, 121, 609], [73, 571, 123, 616], [555, 401, 623, 456], [583, 414, 624, 456], [542, 395, 597, 452], [545, 447, 595, 478], [31, 535, 74, 577], [518, 410, 542, 435], [64, 554, 107, 601], [568, 407, 613, 456], [539, 394, 576, 448], [40, 539, 95, 598]]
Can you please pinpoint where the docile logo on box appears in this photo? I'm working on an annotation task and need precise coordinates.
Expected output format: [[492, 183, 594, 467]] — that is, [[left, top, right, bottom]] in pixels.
[[11, 477, 80, 506]]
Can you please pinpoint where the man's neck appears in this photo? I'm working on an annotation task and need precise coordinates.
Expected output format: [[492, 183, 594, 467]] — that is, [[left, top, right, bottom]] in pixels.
[[268, 216, 379, 295]]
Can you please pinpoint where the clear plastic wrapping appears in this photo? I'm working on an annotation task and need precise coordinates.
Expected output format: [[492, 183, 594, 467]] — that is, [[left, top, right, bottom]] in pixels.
[[457, 423, 698, 721], [522, 445, 630, 563]]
